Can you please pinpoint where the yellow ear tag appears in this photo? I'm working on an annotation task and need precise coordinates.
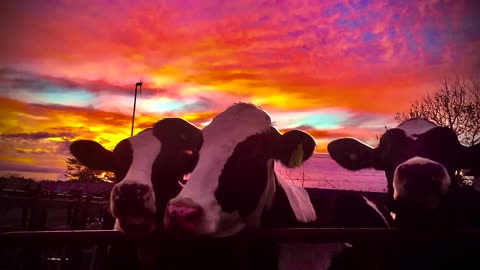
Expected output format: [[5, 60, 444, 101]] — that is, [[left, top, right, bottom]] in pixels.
[[288, 144, 304, 168]]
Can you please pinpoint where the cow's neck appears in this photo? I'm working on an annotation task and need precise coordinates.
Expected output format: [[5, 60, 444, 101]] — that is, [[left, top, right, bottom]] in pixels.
[[394, 187, 480, 228], [244, 159, 277, 228], [260, 180, 308, 228], [308, 189, 392, 228], [263, 186, 392, 228], [261, 185, 350, 228]]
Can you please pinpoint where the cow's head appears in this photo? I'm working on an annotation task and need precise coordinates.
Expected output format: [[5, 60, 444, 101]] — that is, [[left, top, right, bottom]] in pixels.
[[70, 118, 202, 236], [328, 118, 480, 214], [163, 103, 316, 236]]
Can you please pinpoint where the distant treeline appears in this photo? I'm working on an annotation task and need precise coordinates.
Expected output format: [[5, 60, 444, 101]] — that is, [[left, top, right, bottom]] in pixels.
[[0, 176, 114, 198]]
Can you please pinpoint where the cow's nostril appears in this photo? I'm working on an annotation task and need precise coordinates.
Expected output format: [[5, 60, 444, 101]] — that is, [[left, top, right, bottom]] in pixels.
[[186, 211, 199, 221], [170, 212, 177, 222], [137, 185, 150, 198], [112, 183, 154, 217], [166, 203, 202, 230]]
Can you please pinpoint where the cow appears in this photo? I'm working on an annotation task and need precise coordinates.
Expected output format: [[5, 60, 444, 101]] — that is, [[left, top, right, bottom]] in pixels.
[[163, 102, 392, 270], [70, 117, 203, 270], [327, 118, 480, 269]]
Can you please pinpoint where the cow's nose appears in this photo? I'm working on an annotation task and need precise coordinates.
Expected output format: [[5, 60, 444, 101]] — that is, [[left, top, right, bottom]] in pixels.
[[395, 159, 450, 196], [111, 183, 154, 216], [164, 201, 202, 232]]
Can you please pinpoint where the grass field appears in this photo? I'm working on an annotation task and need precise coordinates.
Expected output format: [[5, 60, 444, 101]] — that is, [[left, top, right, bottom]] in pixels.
[[276, 154, 387, 192]]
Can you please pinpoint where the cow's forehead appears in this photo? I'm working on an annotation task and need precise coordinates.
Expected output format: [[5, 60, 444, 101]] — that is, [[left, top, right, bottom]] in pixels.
[[179, 104, 273, 203], [204, 103, 271, 136], [202, 103, 272, 149], [128, 128, 159, 150], [396, 118, 438, 140], [122, 129, 162, 186]]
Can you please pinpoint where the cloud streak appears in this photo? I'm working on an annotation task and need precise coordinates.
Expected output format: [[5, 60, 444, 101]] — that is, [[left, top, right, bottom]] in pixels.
[[1, 132, 76, 140]]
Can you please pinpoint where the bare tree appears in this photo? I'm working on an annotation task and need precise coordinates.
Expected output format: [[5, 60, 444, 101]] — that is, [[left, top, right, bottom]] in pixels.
[[395, 76, 480, 146]]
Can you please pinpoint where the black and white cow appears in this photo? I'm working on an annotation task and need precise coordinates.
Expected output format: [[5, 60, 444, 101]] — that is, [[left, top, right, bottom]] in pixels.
[[163, 103, 391, 270], [327, 118, 480, 227], [70, 117, 203, 270], [327, 118, 480, 269]]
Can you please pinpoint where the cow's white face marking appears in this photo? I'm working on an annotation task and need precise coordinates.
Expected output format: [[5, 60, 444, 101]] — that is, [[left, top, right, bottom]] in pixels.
[[111, 129, 162, 220], [397, 118, 437, 140], [393, 156, 451, 211], [170, 104, 272, 236]]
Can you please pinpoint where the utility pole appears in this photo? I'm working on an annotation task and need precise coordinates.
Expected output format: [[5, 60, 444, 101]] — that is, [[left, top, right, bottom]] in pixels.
[[131, 80, 142, 137]]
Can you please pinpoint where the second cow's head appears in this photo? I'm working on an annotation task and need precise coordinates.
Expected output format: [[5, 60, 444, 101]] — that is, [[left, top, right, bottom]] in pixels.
[[70, 118, 203, 235], [164, 103, 316, 236], [328, 118, 480, 212]]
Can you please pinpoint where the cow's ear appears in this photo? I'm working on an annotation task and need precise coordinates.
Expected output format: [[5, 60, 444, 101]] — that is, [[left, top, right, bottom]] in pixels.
[[327, 138, 377, 171], [70, 140, 114, 171], [275, 130, 316, 168]]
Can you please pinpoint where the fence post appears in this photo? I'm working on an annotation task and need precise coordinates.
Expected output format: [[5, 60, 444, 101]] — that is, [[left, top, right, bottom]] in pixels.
[[64, 191, 85, 270], [91, 205, 115, 270], [23, 189, 43, 270], [21, 207, 28, 229], [67, 206, 72, 226]]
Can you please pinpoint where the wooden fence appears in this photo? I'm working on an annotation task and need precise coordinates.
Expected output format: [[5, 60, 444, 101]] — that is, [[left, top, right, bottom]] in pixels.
[[1, 228, 480, 270], [3, 228, 480, 245], [0, 190, 111, 232]]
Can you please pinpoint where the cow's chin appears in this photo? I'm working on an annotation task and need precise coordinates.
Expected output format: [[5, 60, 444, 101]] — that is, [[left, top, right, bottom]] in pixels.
[[164, 217, 219, 238], [212, 211, 246, 237], [117, 216, 155, 237], [393, 191, 443, 213], [163, 211, 245, 238], [189, 211, 245, 238]]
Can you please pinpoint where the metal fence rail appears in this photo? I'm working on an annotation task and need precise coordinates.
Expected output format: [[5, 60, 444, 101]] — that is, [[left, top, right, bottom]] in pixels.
[[2, 228, 480, 270], [2, 228, 480, 246]]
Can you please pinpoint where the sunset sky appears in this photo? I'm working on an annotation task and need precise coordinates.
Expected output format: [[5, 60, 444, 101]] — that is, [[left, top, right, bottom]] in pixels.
[[0, 0, 479, 180]]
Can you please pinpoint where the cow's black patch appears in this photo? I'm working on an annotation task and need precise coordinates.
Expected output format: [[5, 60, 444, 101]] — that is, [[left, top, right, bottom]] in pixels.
[[215, 131, 279, 218], [377, 128, 417, 193], [151, 118, 203, 225], [110, 139, 133, 182], [260, 179, 300, 227], [413, 126, 462, 176]]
